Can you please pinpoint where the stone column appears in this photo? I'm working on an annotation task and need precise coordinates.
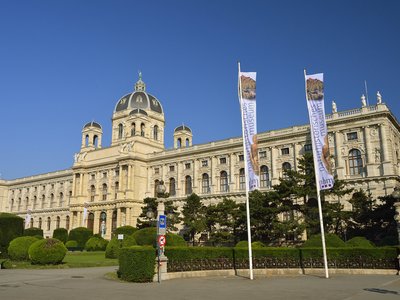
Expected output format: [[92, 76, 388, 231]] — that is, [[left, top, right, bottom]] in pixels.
[[106, 209, 113, 239], [334, 131, 345, 178], [379, 124, 392, 175], [93, 211, 100, 234], [77, 211, 82, 227], [229, 154, 235, 192], [126, 207, 132, 226], [293, 143, 300, 171], [116, 207, 121, 228], [271, 147, 278, 185]]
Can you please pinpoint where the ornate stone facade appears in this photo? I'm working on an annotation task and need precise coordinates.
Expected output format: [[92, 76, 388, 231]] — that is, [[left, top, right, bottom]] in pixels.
[[0, 77, 399, 239]]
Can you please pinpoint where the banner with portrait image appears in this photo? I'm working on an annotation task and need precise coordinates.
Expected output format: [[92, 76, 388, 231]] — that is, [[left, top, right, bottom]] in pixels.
[[239, 72, 259, 191], [305, 73, 334, 190]]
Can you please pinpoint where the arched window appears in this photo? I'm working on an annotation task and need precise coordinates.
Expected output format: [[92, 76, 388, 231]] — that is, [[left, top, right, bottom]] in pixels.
[[99, 211, 107, 237], [202, 173, 210, 194], [260, 165, 270, 188], [118, 123, 123, 139], [282, 162, 291, 179], [33, 196, 37, 209], [25, 197, 29, 210], [115, 181, 119, 199], [17, 198, 21, 210], [220, 171, 229, 192], [30, 217, 34, 229], [154, 180, 160, 197], [349, 149, 363, 175], [131, 123, 136, 136], [38, 217, 42, 229], [186, 138, 190, 147], [102, 184, 108, 200], [59, 192, 64, 207], [169, 178, 176, 196], [87, 213, 94, 231], [93, 135, 98, 147], [85, 134, 89, 147], [50, 193, 55, 206], [47, 217, 51, 231], [177, 138, 182, 148], [90, 185, 96, 201], [56, 216, 60, 229], [239, 168, 246, 190], [10, 199, 14, 211], [66, 215, 70, 230], [141, 123, 145, 137], [41, 195, 45, 208], [185, 176, 192, 195], [154, 125, 159, 141]]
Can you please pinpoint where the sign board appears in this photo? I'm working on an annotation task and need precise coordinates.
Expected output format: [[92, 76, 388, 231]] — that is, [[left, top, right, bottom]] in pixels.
[[158, 215, 166, 229], [118, 234, 124, 240], [158, 235, 166, 247]]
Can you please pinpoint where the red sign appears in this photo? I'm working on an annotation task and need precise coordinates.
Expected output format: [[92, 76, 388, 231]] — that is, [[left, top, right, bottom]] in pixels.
[[158, 235, 166, 247]]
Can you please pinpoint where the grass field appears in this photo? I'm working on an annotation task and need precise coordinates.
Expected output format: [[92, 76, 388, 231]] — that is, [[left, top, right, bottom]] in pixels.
[[2, 251, 118, 269]]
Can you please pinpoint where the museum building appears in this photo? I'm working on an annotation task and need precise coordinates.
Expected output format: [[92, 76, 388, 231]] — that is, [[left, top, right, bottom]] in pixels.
[[0, 75, 399, 239]]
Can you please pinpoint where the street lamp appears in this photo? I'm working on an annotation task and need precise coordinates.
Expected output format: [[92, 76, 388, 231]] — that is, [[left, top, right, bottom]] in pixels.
[[155, 180, 168, 283]]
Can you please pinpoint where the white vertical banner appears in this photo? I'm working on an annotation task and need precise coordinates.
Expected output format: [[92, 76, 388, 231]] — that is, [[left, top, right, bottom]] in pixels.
[[239, 71, 259, 191], [238, 63, 258, 280], [304, 71, 333, 279], [304, 73, 334, 190], [25, 210, 32, 229]]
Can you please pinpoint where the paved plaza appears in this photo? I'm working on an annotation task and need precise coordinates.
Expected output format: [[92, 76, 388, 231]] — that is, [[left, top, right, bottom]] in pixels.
[[1, 267, 399, 300]]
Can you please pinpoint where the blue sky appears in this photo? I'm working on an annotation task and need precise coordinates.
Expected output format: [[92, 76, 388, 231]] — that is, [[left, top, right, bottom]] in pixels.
[[0, 0, 399, 179]]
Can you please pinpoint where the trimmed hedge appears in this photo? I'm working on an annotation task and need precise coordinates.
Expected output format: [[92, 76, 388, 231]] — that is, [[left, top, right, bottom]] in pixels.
[[114, 226, 138, 237], [301, 234, 346, 248], [118, 246, 156, 282], [53, 228, 68, 244], [346, 237, 375, 248], [28, 238, 67, 265], [85, 236, 109, 251], [7, 236, 38, 261], [68, 227, 93, 248], [0, 213, 24, 257], [166, 247, 234, 261], [132, 227, 157, 246], [24, 227, 43, 238], [235, 241, 266, 248]]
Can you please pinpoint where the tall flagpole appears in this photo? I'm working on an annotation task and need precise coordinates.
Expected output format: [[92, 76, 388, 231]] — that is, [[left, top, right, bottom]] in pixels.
[[304, 69, 329, 279], [238, 61, 254, 280]]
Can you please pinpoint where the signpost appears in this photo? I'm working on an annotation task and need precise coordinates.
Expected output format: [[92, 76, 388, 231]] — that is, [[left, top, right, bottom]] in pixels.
[[157, 213, 167, 283]]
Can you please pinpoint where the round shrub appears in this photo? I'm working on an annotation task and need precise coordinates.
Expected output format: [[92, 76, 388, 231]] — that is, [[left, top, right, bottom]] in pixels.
[[105, 235, 137, 258], [106, 238, 121, 258], [68, 227, 93, 248], [114, 226, 138, 237], [24, 227, 43, 238], [302, 234, 346, 248], [85, 236, 109, 251], [252, 241, 266, 248], [0, 213, 24, 256], [166, 233, 187, 247], [7, 236, 38, 261], [346, 237, 375, 248], [53, 228, 68, 244], [28, 238, 67, 265], [132, 227, 157, 246], [65, 240, 78, 248]]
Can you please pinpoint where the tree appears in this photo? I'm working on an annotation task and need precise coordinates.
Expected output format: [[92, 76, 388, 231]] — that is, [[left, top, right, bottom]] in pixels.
[[273, 152, 352, 237], [181, 193, 206, 245], [136, 197, 181, 232]]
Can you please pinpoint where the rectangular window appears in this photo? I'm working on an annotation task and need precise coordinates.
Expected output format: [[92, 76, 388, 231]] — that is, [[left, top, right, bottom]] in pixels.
[[347, 132, 358, 140], [259, 151, 267, 158], [115, 169, 120, 177], [219, 157, 227, 164], [304, 144, 312, 152], [238, 154, 244, 162], [103, 172, 107, 178], [91, 174, 95, 180], [281, 148, 290, 155], [154, 168, 160, 175], [185, 163, 191, 170], [201, 160, 208, 167], [169, 165, 175, 172]]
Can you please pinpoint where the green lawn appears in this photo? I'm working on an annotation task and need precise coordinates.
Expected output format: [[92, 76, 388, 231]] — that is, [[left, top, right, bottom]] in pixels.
[[2, 251, 118, 269]]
